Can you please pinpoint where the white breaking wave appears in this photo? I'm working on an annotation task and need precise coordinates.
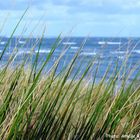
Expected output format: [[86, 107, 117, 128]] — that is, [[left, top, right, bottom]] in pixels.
[[98, 41, 121, 45], [17, 49, 51, 55], [18, 40, 26, 44], [111, 51, 126, 55], [71, 46, 79, 49], [0, 41, 6, 45], [132, 50, 140, 54], [35, 49, 51, 53], [98, 41, 106, 45], [17, 50, 31, 55], [63, 42, 77, 45], [118, 56, 125, 59], [81, 52, 96, 56], [107, 42, 121, 45]]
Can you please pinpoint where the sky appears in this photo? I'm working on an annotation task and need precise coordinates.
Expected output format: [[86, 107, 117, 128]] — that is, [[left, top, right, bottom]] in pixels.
[[0, 0, 140, 37]]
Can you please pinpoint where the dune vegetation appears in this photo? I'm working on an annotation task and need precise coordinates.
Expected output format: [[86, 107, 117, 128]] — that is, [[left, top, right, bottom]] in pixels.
[[0, 9, 140, 140]]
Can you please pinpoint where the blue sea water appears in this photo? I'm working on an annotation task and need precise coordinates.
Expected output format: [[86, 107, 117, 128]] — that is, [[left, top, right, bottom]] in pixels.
[[0, 37, 140, 81]]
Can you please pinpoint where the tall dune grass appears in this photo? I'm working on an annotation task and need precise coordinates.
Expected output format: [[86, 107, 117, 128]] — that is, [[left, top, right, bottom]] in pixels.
[[0, 10, 140, 140]]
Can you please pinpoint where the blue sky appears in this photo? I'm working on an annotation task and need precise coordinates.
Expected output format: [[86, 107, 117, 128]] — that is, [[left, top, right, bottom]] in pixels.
[[0, 0, 140, 37]]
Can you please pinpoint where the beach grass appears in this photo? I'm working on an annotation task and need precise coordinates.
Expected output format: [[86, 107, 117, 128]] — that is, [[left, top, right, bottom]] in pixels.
[[0, 10, 140, 140]]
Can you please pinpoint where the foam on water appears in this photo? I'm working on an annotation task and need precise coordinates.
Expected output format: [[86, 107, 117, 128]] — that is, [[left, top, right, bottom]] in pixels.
[[98, 41, 121, 45], [118, 56, 125, 59], [35, 49, 51, 53], [80, 52, 96, 56], [18, 40, 26, 44], [16, 49, 51, 55], [0, 41, 6, 45], [17, 50, 31, 55], [63, 42, 77, 45], [98, 41, 106, 45], [111, 51, 126, 55], [71, 46, 79, 49], [132, 50, 140, 54], [107, 42, 121, 45]]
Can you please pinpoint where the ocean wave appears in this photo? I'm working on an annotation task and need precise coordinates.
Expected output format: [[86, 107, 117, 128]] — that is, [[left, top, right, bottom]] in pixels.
[[98, 41, 106, 45], [98, 41, 121, 45], [0, 41, 6, 45], [107, 42, 122, 45], [17, 49, 51, 55], [17, 50, 31, 55], [35, 49, 51, 53], [111, 51, 126, 55], [132, 50, 140, 54], [71, 46, 79, 49], [80, 52, 96, 56], [63, 42, 77, 45], [18, 40, 26, 44], [118, 56, 125, 59]]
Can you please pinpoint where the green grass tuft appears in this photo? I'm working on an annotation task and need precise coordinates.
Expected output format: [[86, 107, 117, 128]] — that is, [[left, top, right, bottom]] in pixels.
[[0, 10, 140, 140]]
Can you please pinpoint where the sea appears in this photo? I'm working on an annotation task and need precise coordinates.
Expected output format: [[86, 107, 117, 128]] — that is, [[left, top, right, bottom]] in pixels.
[[0, 37, 140, 82]]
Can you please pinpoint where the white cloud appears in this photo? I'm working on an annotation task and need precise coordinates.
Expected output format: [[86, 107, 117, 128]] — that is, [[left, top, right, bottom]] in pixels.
[[0, 0, 140, 36]]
